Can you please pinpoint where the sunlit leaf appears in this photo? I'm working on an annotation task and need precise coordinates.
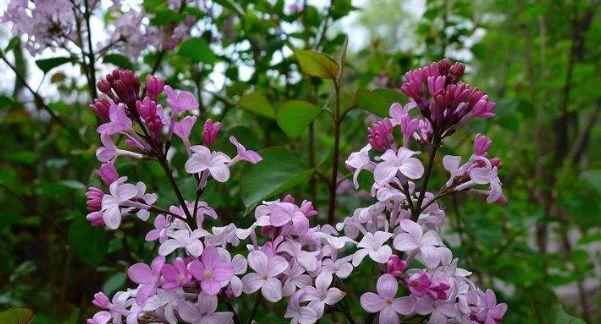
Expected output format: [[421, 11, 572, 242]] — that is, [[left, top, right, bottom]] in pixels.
[[177, 38, 217, 64], [238, 92, 276, 119], [291, 48, 340, 79], [103, 53, 135, 70]]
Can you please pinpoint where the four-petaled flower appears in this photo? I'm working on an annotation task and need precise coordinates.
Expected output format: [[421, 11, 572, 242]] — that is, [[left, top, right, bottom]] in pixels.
[[127, 256, 165, 305], [393, 219, 445, 268], [360, 274, 405, 324], [352, 231, 393, 266], [374, 148, 424, 185], [242, 250, 289, 302], [185, 145, 232, 182], [188, 246, 235, 295]]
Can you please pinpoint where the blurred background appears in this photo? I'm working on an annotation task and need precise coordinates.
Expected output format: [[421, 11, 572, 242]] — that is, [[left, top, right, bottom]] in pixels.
[[0, 0, 599, 323]]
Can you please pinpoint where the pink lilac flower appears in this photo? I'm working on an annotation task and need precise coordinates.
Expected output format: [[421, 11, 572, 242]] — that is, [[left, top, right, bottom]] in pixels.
[[127, 256, 165, 305], [386, 255, 407, 277], [90, 98, 112, 121], [145, 215, 170, 242], [267, 201, 310, 235], [87, 290, 133, 324], [188, 246, 235, 295], [374, 148, 424, 185], [164, 85, 198, 115], [161, 257, 192, 289], [321, 255, 354, 279], [225, 254, 248, 298], [368, 118, 394, 152], [406, 272, 450, 300], [178, 293, 234, 323], [345, 144, 373, 189], [302, 272, 346, 316], [141, 288, 186, 324], [173, 115, 197, 148], [97, 104, 132, 135], [158, 228, 207, 257], [473, 134, 491, 156], [185, 145, 232, 182], [282, 261, 313, 296], [393, 219, 445, 268], [468, 289, 508, 324], [242, 250, 288, 302], [229, 136, 262, 164], [101, 177, 137, 229], [285, 291, 320, 324], [96, 162, 119, 185], [352, 231, 393, 266], [202, 119, 221, 147], [360, 274, 405, 324], [145, 74, 165, 101]]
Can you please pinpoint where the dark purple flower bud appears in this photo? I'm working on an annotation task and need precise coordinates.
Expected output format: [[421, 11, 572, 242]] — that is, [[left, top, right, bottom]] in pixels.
[[86, 187, 103, 212], [89, 98, 111, 121], [386, 255, 407, 277], [96, 79, 112, 94], [146, 74, 165, 101], [368, 118, 394, 152], [473, 97, 495, 118], [136, 98, 157, 119], [490, 157, 502, 169], [96, 163, 118, 185], [86, 212, 104, 227], [473, 134, 492, 156], [202, 119, 221, 147]]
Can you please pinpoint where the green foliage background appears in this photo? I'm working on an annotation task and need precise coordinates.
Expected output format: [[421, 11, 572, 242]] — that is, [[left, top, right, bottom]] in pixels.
[[0, 0, 599, 323]]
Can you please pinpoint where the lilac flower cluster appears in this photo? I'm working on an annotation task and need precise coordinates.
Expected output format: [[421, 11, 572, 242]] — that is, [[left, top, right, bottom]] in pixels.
[[343, 59, 507, 323], [86, 59, 508, 323], [1, 0, 194, 58]]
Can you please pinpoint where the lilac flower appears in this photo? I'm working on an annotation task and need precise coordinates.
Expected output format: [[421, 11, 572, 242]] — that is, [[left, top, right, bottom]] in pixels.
[[86, 187, 103, 212], [386, 255, 407, 277], [159, 228, 207, 257], [164, 85, 198, 115], [185, 145, 232, 182], [242, 250, 288, 302], [142, 288, 186, 324], [285, 291, 320, 324], [468, 289, 508, 324], [145, 215, 170, 242], [260, 201, 309, 235], [473, 134, 492, 156], [321, 255, 354, 279], [87, 290, 133, 324], [278, 241, 318, 272], [202, 119, 221, 147], [360, 274, 405, 324], [173, 115, 197, 148], [97, 104, 132, 135], [178, 293, 234, 323], [406, 271, 450, 300], [188, 246, 235, 295], [374, 148, 424, 185], [96, 134, 143, 162], [161, 257, 192, 289], [225, 254, 247, 298], [352, 231, 393, 266], [302, 272, 346, 316], [101, 177, 137, 229], [96, 163, 119, 185], [127, 256, 165, 305], [345, 144, 373, 189], [282, 261, 313, 296], [146, 75, 165, 101], [229, 136, 262, 164], [393, 219, 445, 268], [90, 99, 111, 121], [368, 118, 394, 152]]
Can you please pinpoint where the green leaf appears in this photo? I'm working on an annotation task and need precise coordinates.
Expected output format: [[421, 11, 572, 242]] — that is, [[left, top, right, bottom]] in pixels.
[[103, 53, 135, 70], [177, 37, 217, 64], [103, 272, 127, 296], [291, 48, 340, 79], [0, 95, 14, 109], [240, 147, 312, 207], [276, 100, 321, 138], [238, 92, 276, 118], [0, 307, 34, 324], [68, 217, 108, 267], [4, 37, 19, 52], [555, 308, 586, 324], [355, 88, 405, 117], [150, 9, 186, 26], [35, 56, 73, 74]]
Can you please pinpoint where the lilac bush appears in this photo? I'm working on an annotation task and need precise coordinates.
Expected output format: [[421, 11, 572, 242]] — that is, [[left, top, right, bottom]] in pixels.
[[85, 59, 507, 323]]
